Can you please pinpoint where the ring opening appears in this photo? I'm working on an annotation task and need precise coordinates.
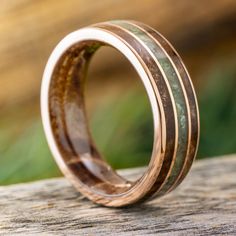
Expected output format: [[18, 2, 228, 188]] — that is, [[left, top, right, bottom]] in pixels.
[[48, 40, 153, 195]]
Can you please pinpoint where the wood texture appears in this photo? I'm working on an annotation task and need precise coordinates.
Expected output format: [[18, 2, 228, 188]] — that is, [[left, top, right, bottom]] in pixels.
[[0, 155, 236, 235]]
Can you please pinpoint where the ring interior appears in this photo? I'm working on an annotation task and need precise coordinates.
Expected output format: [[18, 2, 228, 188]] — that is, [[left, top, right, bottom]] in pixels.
[[49, 40, 149, 195]]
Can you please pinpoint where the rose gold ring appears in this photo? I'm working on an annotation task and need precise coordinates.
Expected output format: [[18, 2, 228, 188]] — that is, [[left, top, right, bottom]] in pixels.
[[41, 20, 200, 207]]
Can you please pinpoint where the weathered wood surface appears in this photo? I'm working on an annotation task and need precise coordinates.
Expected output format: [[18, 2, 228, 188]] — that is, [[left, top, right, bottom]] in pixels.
[[0, 155, 236, 235]]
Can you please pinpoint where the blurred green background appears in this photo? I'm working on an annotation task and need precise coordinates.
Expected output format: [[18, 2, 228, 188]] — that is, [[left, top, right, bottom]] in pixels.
[[1, 0, 236, 185]]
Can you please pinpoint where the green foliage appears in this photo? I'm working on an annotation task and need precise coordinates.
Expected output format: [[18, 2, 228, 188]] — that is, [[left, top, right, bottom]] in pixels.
[[1, 60, 236, 184], [198, 62, 236, 158], [0, 122, 60, 185], [90, 89, 153, 169], [0, 88, 153, 185]]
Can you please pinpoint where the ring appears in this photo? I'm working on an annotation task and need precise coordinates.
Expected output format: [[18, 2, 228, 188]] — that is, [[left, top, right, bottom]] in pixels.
[[41, 20, 200, 207]]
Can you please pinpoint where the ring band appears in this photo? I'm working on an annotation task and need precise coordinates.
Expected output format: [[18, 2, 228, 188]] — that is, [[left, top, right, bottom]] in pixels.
[[41, 20, 200, 207]]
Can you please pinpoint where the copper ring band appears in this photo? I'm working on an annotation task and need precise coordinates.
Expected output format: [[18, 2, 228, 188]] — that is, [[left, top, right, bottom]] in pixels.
[[41, 20, 200, 207]]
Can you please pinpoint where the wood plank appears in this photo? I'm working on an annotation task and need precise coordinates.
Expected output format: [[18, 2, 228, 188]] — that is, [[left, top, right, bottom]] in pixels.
[[0, 155, 236, 235]]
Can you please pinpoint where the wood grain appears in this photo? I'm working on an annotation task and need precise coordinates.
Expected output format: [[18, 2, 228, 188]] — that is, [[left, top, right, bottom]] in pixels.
[[0, 155, 235, 235]]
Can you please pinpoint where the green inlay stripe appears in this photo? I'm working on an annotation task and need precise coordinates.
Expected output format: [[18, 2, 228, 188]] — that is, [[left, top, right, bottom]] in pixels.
[[111, 21, 189, 193]]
